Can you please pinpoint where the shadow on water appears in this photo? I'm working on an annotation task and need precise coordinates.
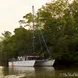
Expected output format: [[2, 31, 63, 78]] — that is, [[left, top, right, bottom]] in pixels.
[[0, 66, 78, 78]]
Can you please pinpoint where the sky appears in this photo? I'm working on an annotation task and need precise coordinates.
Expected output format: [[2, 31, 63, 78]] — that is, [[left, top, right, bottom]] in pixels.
[[0, 0, 50, 35]]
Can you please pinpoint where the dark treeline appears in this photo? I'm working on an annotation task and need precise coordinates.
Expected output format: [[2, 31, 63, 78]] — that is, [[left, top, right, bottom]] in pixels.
[[0, 0, 78, 66]]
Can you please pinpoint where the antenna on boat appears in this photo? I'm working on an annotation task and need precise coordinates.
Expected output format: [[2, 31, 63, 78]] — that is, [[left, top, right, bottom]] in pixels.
[[32, 6, 35, 53]]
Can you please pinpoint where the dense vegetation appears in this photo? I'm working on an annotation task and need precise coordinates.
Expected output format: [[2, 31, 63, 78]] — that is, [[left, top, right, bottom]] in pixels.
[[0, 0, 78, 66]]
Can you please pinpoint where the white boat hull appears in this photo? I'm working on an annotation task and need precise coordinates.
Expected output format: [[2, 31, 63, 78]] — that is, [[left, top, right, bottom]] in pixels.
[[41, 60, 55, 66], [9, 60, 35, 67], [9, 59, 55, 67], [35, 59, 55, 66]]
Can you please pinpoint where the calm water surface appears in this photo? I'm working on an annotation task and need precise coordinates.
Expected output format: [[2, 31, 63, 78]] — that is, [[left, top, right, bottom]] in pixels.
[[0, 66, 78, 78]]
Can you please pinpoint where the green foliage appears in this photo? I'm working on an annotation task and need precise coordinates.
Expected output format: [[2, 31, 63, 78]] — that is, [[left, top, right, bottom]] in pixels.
[[37, 0, 78, 62], [23, 13, 33, 23]]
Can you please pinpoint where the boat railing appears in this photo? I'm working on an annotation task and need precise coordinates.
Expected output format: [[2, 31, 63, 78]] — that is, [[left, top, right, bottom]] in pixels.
[[9, 56, 48, 61]]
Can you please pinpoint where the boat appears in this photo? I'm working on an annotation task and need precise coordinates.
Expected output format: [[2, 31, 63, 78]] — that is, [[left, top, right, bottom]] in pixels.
[[8, 6, 55, 67], [9, 55, 55, 67]]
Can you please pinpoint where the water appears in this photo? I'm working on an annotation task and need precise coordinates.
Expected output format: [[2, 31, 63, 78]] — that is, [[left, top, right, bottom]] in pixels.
[[0, 66, 78, 78]]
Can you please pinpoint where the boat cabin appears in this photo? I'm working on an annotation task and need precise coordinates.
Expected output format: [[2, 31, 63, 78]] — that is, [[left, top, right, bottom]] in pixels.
[[17, 56, 43, 61]]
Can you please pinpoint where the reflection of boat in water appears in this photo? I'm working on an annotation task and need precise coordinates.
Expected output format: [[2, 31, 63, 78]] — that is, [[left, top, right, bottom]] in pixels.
[[9, 67, 35, 74], [13, 67, 35, 72], [8, 67, 35, 78], [35, 67, 55, 77], [35, 67, 55, 73], [40, 67, 55, 71], [9, 66, 55, 77], [9, 67, 55, 74], [9, 67, 35, 77], [9, 66, 54, 73]]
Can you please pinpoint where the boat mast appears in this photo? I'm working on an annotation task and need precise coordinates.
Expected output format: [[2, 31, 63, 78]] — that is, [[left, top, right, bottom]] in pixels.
[[32, 6, 35, 53]]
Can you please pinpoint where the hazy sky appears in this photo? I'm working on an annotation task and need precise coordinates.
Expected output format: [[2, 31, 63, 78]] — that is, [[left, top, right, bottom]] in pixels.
[[0, 0, 50, 35]]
